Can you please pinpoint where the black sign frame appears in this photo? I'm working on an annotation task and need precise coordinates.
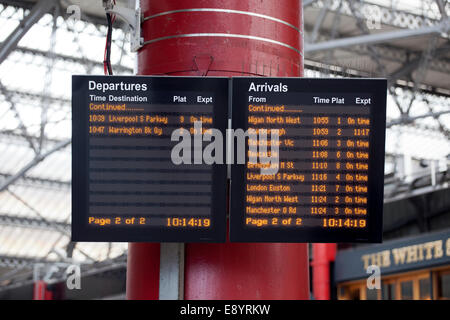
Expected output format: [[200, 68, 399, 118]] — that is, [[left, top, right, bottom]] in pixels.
[[230, 77, 387, 243], [72, 75, 228, 242]]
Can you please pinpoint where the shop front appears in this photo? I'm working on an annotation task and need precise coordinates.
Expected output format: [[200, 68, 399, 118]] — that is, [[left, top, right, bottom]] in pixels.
[[335, 229, 450, 300]]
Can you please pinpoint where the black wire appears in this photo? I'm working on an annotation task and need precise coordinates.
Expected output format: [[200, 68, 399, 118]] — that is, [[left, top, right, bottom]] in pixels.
[[105, 13, 113, 75]]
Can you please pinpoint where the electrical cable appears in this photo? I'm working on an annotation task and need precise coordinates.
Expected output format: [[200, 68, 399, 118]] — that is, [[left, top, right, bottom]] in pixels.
[[103, 0, 117, 75], [104, 12, 113, 75]]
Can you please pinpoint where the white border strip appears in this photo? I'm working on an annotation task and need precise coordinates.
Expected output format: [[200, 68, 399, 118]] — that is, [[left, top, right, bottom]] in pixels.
[[143, 8, 302, 34], [142, 33, 303, 56]]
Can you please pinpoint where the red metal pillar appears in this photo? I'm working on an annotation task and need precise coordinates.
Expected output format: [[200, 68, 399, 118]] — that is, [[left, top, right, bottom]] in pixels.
[[127, 0, 308, 299], [126, 243, 160, 300], [312, 243, 337, 300], [185, 242, 309, 300]]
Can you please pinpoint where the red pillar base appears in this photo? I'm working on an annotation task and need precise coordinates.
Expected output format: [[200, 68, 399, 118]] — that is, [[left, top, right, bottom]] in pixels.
[[126, 243, 160, 300], [185, 243, 309, 300]]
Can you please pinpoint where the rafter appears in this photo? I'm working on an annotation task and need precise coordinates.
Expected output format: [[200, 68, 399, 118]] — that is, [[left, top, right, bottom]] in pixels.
[[0, 172, 70, 189], [0, 0, 58, 64], [0, 213, 70, 232], [305, 21, 449, 53], [0, 139, 71, 193]]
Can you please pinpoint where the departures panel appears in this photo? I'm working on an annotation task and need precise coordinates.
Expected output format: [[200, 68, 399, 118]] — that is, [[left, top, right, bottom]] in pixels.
[[72, 76, 228, 242], [230, 78, 387, 243]]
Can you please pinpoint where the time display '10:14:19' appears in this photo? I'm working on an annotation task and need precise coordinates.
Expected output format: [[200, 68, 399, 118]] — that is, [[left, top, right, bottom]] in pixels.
[[167, 217, 211, 227], [323, 218, 366, 228]]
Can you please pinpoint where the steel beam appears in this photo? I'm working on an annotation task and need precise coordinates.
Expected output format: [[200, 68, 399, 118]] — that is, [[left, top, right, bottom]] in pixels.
[[0, 214, 70, 232], [0, 259, 126, 293], [303, 0, 317, 6], [0, 0, 57, 64], [387, 110, 450, 127], [13, 45, 133, 73], [322, 0, 343, 70], [0, 81, 39, 153], [0, 131, 64, 147], [389, 45, 450, 85], [310, 0, 330, 43], [304, 64, 450, 98], [6, 189, 96, 263], [0, 0, 34, 10], [385, 178, 450, 204], [308, 0, 444, 32], [304, 21, 449, 53], [0, 172, 70, 188], [0, 139, 71, 193], [436, 0, 448, 19], [0, 256, 43, 268], [303, 31, 450, 75], [0, 87, 70, 105], [0, 255, 51, 268], [14, 45, 133, 73]]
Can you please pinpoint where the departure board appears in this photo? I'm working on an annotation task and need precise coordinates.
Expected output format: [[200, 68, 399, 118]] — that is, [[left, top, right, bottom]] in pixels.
[[72, 76, 228, 242], [230, 78, 386, 243]]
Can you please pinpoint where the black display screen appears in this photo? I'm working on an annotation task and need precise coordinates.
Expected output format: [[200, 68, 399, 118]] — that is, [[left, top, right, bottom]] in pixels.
[[72, 76, 228, 242], [230, 78, 386, 243]]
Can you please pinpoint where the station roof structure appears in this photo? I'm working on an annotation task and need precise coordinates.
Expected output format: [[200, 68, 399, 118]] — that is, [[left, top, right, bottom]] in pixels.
[[0, 0, 448, 291]]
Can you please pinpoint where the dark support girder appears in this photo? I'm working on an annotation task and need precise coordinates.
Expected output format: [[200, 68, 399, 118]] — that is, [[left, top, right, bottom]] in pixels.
[[304, 22, 446, 53], [0, 172, 70, 189], [389, 45, 450, 86], [0, 255, 51, 268], [0, 0, 129, 28], [0, 213, 70, 232], [386, 110, 450, 127], [13, 45, 133, 74], [0, 138, 71, 193], [0, 0, 58, 65]]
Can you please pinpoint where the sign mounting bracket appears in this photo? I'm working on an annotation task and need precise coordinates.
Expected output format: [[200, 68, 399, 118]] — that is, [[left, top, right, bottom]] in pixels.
[[103, 1, 143, 52]]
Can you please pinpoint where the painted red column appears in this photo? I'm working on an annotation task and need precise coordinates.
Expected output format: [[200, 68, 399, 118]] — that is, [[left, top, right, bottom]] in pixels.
[[185, 242, 309, 299], [127, 0, 308, 300], [126, 243, 160, 300], [312, 243, 337, 300]]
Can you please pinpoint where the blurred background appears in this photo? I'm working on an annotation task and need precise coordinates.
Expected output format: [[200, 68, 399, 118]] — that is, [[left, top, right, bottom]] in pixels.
[[0, 0, 448, 299]]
